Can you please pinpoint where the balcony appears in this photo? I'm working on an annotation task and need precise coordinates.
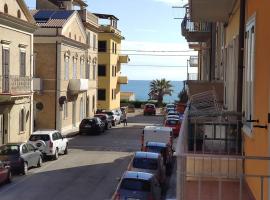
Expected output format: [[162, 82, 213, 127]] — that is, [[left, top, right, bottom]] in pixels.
[[119, 55, 129, 63], [189, 56, 198, 67], [181, 16, 211, 42], [68, 79, 89, 94], [33, 78, 43, 92], [0, 75, 31, 96], [189, 0, 237, 22], [78, 9, 99, 29], [117, 76, 128, 84], [99, 25, 122, 37], [187, 73, 198, 80]]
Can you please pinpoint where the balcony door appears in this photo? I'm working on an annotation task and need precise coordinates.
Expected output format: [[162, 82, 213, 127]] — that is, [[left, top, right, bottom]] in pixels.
[[2, 48, 10, 93]]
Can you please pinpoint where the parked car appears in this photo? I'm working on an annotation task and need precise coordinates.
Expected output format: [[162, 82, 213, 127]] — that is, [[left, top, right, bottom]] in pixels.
[[79, 117, 105, 135], [145, 142, 173, 175], [113, 171, 161, 200], [144, 103, 156, 116], [28, 130, 68, 160], [0, 160, 11, 184], [129, 151, 166, 188], [167, 110, 179, 116], [166, 115, 180, 120], [164, 119, 181, 137], [0, 143, 42, 175], [100, 110, 121, 126], [115, 108, 125, 122], [94, 114, 112, 130]]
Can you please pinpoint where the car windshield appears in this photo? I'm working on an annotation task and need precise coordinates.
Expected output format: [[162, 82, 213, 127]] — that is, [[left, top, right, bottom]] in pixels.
[[120, 179, 151, 192], [29, 134, 50, 141], [146, 105, 154, 109], [166, 120, 179, 125], [146, 145, 165, 153], [133, 158, 158, 170], [0, 145, 20, 155]]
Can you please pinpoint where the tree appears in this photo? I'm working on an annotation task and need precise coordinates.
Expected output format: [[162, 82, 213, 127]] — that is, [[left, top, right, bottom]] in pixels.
[[148, 79, 173, 106], [178, 81, 188, 103]]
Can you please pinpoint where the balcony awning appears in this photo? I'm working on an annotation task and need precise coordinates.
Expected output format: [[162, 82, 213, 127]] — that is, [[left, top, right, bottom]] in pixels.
[[189, 0, 237, 22]]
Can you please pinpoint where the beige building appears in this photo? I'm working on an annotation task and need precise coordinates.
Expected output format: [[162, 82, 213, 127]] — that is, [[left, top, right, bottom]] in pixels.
[[95, 14, 129, 111], [32, 5, 97, 134], [0, 0, 36, 144]]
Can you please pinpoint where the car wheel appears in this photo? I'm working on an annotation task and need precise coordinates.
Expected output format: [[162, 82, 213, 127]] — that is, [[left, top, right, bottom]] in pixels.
[[22, 162, 28, 175], [37, 156, 42, 167], [6, 171, 12, 183], [53, 149, 59, 160], [64, 144, 68, 155]]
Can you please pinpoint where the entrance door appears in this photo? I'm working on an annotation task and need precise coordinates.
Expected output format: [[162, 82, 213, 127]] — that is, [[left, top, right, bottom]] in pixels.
[[2, 49, 10, 93], [72, 101, 76, 127], [0, 115, 3, 145]]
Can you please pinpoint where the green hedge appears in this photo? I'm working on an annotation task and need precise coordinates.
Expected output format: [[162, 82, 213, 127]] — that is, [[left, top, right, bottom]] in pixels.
[[120, 100, 166, 108]]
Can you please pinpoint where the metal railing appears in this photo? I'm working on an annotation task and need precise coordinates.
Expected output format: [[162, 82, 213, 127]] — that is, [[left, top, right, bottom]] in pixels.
[[0, 75, 31, 94], [188, 73, 198, 80], [176, 106, 269, 200]]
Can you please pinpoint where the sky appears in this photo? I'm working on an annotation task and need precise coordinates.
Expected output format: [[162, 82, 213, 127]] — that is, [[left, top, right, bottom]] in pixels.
[[25, 0, 197, 81]]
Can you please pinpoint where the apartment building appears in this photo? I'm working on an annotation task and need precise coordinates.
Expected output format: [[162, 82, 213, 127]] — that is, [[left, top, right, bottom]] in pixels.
[[179, 0, 270, 199], [0, 0, 36, 144], [32, 8, 90, 134], [95, 14, 129, 111]]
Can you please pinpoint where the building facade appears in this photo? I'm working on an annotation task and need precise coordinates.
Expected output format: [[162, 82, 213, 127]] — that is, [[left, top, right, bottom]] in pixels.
[[0, 0, 36, 144], [95, 14, 129, 111], [32, 9, 91, 134]]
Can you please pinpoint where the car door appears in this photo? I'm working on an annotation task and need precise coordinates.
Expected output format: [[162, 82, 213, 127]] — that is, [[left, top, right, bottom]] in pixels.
[[0, 161, 6, 183], [26, 144, 39, 166], [52, 132, 59, 153], [21, 144, 33, 167]]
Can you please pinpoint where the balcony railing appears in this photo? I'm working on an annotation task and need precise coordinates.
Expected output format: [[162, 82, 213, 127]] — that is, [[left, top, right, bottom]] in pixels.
[[0, 75, 31, 95], [188, 73, 198, 80], [189, 56, 198, 67], [181, 16, 211, 42]]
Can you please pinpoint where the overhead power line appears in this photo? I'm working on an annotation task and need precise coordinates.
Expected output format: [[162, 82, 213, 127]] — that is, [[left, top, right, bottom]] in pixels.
[[123, 64, 188, 68]]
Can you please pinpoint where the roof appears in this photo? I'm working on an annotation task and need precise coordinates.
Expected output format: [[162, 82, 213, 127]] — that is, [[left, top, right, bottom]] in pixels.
[[93, 13, 119, 20], [123, 171, 153, 181], [32, 10, 75, 28], [134, 151, 159, 159], [146, 142, 167, 148], [32, 129, 58, 135]]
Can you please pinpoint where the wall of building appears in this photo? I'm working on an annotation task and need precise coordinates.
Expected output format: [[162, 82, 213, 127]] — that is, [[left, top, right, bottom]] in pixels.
[[0, 0, 27, 21], [244, 0, 270, 199]]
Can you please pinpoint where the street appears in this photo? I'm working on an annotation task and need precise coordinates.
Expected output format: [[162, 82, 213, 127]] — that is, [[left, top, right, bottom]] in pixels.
[[0, 110, 166, 200]]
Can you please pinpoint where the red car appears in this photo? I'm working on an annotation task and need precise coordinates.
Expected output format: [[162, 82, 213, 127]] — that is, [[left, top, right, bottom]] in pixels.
[[164, 119, 181, 137], [0, 161, 11, 184], [143, 104, 156, 115]]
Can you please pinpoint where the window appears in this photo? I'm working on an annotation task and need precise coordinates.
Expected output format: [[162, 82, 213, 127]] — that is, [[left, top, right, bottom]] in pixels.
[[4, 4, 8, 14], [93, 64, 96, 80], [98, 41, 107, 52], [98, 65, 106, 76], [79, 36, 81, 42], [87, 32, 91, 47], [17, 10, 21, 18], [19, 109, 25, 133], [74, 34, 77, 41], [80, 59, 84, 78], [243, 15, 256, 134], [93, 34, 97, 49], [115, 66, 117, 76], [20, 51, 26, 76], [69, 32, 71, 38], [52, 133, 58, 141], [112, 89, 114, 100], [73, 58, 77, 79], [64, 57, 69, 80], [86, 62, 90, 79], [112, 89, 116, 100], [98, 89, 106, 101], [112, 42, 115, 54], [2, 48, 9, 92], [115, 43, 117, 54], [112, 65, 115, 77], [22, 145, 28, 154], [63, 102, 68, 119]]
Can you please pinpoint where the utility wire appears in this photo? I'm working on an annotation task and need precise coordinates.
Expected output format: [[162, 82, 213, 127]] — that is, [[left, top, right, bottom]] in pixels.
[[123, 64, 188, 68]]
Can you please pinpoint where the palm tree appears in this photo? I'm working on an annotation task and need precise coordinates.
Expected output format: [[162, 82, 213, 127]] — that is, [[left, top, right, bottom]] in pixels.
[[148, 79, 173, 106]]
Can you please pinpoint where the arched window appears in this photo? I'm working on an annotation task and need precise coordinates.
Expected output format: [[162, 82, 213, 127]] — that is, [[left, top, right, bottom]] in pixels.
[[4, 4, 8, 14], [17, 10, 21, 18], [19, 109, 25, 133]]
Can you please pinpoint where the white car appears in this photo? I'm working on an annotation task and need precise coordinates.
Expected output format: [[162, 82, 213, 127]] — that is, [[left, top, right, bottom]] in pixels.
[[28, 130, 68, 160]]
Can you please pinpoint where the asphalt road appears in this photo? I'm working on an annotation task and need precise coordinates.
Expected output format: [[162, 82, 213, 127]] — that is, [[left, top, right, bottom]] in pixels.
[[0, 109, 164, 200]]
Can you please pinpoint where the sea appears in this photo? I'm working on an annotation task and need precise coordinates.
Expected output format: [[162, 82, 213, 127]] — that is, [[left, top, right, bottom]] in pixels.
[[120, 80, 184, 103]]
